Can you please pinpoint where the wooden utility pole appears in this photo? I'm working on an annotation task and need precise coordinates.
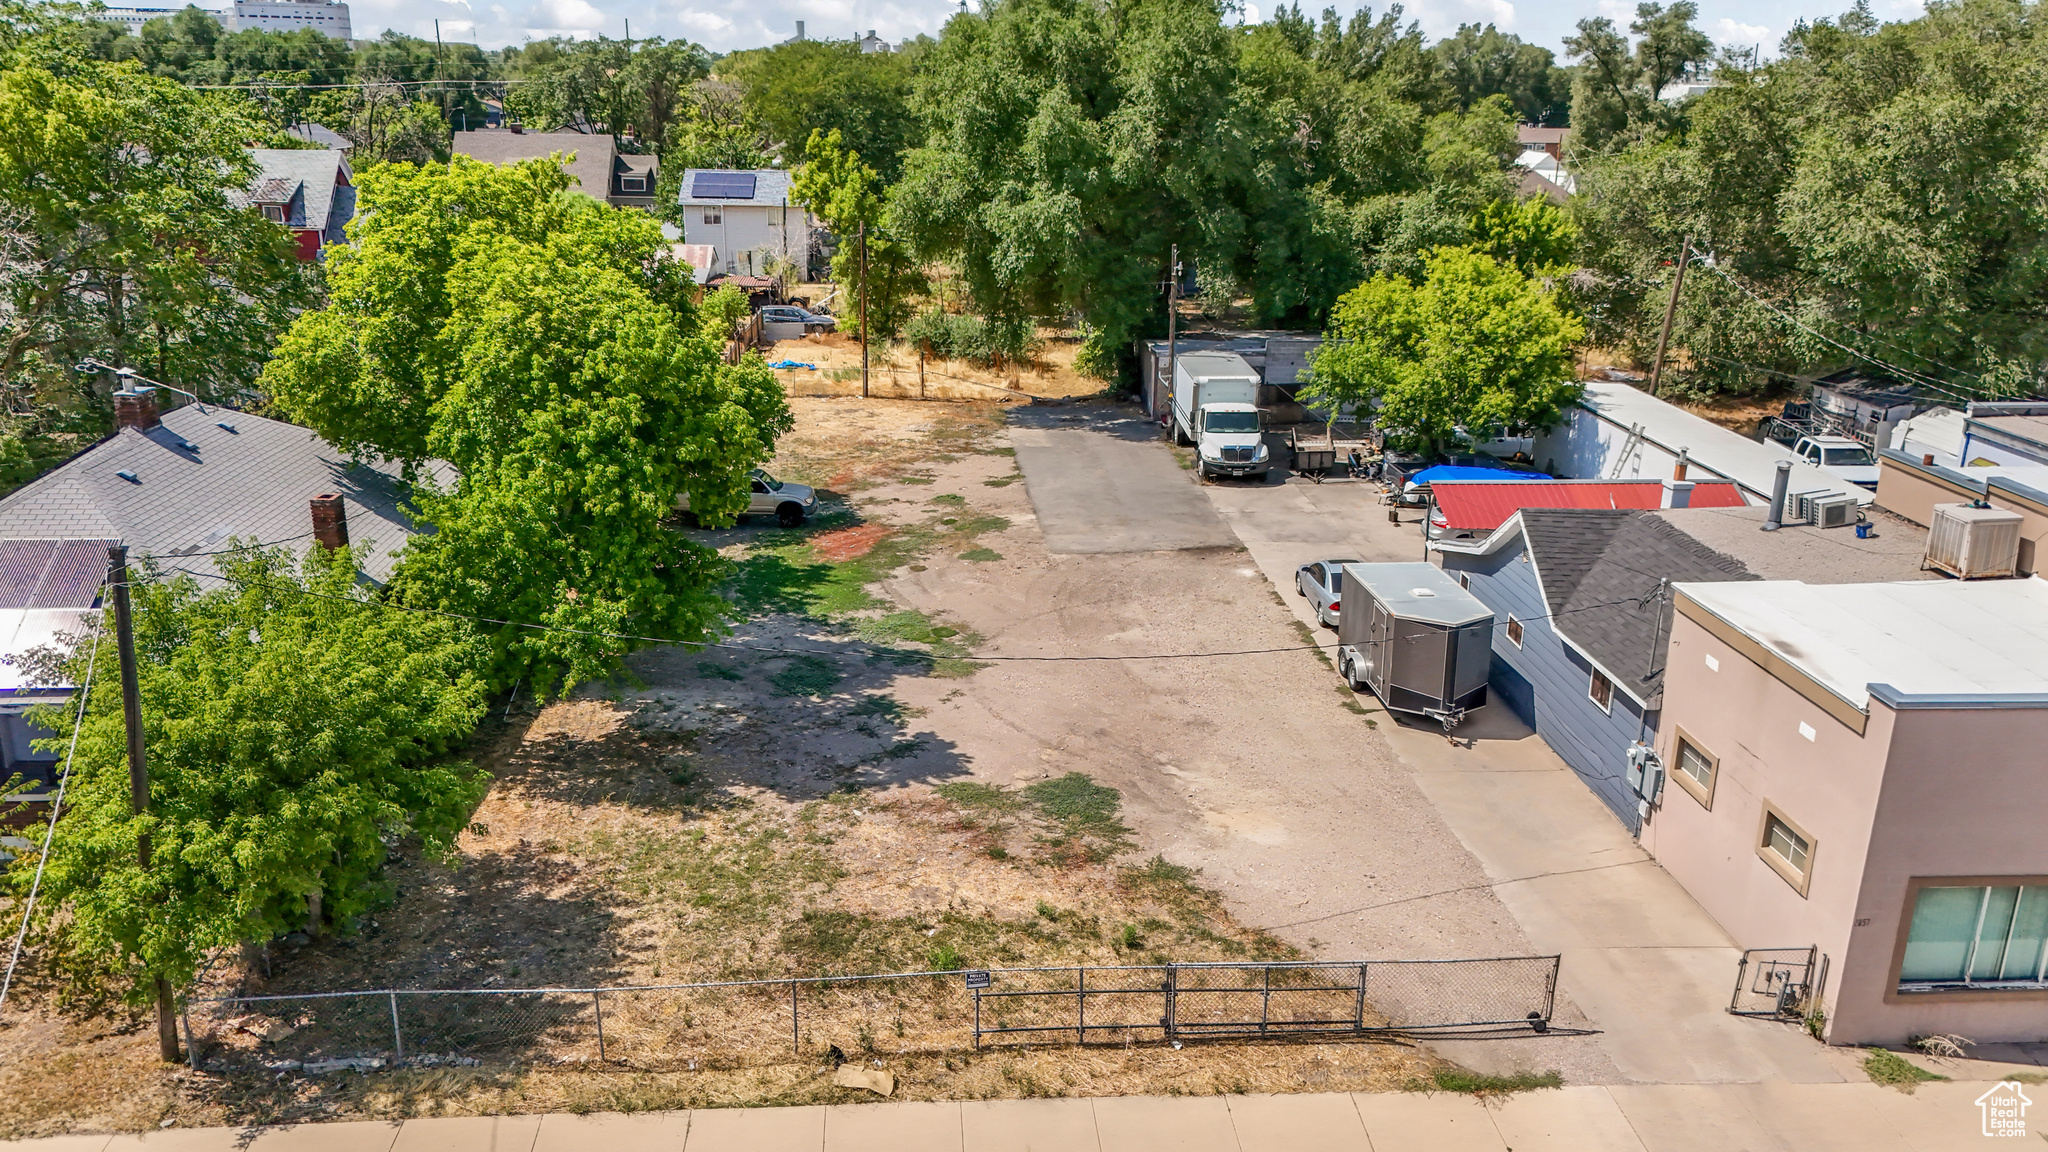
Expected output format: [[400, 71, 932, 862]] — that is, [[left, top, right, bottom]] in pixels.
[[1164, 244, 1179, 424], [859, 220, 870, 399], [1647, 236, 1692, 399], [108, 546, 178, 1063]]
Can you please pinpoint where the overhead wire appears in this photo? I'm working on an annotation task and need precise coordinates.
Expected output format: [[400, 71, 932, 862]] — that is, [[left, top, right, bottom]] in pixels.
[[0, 593, 107, 1011]]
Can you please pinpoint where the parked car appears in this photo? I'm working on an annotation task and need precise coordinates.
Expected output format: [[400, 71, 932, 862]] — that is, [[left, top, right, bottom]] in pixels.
[[1791, 435, 1879, 489], [1295, 557, 1363, 627], [677, 468, 818, 527], [757, 303, 836, 330]]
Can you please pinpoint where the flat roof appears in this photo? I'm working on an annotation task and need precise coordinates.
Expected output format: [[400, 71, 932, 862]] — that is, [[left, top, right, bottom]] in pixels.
[[1653, 505, 1936, 585], [1575, 380, 1870, 505], [1673, 576, 2048, 706], [1344, 562, 1493, 626], [1173, 351, 1258, 379], [1970, 413, 2048, 452]]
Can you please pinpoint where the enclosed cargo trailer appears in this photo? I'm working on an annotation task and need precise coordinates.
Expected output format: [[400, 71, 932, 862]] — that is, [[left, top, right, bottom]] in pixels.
[[1335, 562, 1493, 730]]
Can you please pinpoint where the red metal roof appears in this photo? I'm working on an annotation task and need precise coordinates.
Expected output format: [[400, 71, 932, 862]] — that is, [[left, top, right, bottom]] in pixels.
[[1430, 480, 1749, 531]]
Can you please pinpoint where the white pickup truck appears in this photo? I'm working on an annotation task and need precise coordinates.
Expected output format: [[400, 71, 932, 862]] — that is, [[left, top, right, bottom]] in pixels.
[[1170, 351, 1269, 480]]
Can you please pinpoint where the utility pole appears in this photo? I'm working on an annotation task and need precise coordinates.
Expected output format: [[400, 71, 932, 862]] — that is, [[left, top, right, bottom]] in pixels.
[[433, 20, 448, 120], [1164, 244, 1179, 425], [107, 546, 178, 1063], [1647, 236, 1692, 399], [859, 220, 870, 399]]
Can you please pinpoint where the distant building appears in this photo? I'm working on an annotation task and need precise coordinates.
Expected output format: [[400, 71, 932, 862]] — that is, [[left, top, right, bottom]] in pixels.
[[454, 130, 657, 210], [236, 148, 355, 260], [678, 169, 815, 280], [88, 0, 352, 38], [858, 28, 892, 53]]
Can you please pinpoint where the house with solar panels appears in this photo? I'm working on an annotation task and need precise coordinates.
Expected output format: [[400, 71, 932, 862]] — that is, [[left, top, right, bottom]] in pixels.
[[679, 169, 817, 281]]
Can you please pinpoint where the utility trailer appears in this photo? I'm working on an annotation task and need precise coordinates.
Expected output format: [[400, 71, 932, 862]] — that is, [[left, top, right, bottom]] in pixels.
[[1335, 563, 1493, 731]]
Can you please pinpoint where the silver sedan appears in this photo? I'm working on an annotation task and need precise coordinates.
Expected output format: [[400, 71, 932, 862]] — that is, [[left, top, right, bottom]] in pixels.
[[1295, 558, 1361, 628]]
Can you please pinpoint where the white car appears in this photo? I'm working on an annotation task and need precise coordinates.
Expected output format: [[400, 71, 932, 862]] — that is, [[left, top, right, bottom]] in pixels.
[[1792, 435, 1879, 489], [677, 468, 818, 527], [1295, 558, 1362, 628]]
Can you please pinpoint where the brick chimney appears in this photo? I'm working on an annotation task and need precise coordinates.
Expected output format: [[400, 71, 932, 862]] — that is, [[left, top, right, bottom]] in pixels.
[[310, 493, 349, 550], [1661, 479, 1695, 509], [112, 387, 159, 432]]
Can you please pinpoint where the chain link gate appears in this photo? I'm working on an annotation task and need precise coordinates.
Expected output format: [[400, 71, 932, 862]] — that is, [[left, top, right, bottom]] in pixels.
[[1729, 946, 1825, 1019]]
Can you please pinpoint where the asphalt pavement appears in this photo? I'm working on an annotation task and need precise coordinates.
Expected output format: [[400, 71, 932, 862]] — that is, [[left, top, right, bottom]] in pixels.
[[1007, 407, 1234, 554]]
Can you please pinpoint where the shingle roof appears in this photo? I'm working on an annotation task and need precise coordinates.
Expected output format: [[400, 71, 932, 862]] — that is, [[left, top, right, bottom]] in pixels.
[[1516, 508, 1634, 616], [454, 130, 618, 202], [1653, 504, 1936, 584], [0, 405, 449, 586], [678, 168, 794, 207], [246, 149, 352, 240]]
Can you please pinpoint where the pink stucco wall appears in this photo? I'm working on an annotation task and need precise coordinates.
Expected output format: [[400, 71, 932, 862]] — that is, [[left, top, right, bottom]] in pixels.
[[1647, 609, 2048, 1045], [1643, 613, 1888, 1037]]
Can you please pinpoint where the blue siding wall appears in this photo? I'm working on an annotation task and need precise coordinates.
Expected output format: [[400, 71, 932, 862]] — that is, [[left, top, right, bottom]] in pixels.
[[1440, 545, 1656, 833]]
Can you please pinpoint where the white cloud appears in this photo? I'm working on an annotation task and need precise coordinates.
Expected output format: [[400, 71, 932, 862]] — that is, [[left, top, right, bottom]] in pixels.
[[1715, 17, 1771, 44], [676, 8, 734, 36], [525, 0, 608, 35]]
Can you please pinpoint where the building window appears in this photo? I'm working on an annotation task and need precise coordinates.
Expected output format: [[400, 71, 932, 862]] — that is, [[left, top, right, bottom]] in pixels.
[[1588, 668, 1612, 713], [703, 207, 721, 224], [1505, 615, 1524, 648], [620, 176, 647, 193], [1900, 883, 2048, 991], [1458, 573, 1470, 589], [263, 204, 285, 223], [1756, 804, 1815, 896], [1669, 731, 1717, 809]]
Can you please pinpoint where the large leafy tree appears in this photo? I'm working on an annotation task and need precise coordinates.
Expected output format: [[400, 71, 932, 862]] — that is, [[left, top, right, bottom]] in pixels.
[[1305, 248, 1584, 455], [791, 129, 925, 341], [0, 21, 313, 490], [1431, 22, 1569, 125], [8, 547, 485, 1039], [261, 157, 792, 693], [722, 38, 920, 178], [1564, 2, 1714, 154]]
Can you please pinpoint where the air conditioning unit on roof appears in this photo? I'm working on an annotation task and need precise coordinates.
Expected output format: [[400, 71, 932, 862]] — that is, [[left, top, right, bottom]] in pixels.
[[1794, 491, 1858, 529], [1925, 502, 2023, 579]]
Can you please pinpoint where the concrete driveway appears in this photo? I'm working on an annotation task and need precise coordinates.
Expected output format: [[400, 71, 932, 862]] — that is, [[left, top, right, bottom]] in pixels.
[[1196, 469, 1844, 1085], [1009, 406, 1235, 554]]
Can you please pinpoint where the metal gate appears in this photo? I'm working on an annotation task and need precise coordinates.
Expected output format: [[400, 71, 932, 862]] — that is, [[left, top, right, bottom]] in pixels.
[[1729, 946, 1826, 1019], [970, 957, 1560, 1047]]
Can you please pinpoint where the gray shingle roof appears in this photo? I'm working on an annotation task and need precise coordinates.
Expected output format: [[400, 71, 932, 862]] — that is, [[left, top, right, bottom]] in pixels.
[[0, 405, 449, 587], [246, 149, 352, 241], [454, 131, 618, 201], [1512, 509, 1757, 703], [679, 168, 793, 207]]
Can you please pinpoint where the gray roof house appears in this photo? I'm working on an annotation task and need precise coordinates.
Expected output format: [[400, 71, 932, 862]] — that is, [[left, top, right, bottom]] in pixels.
[[0, 389, 447, 589], [678, 169, 815, 280], [453, 130, 658, 210], [239, 148, 356, 259]]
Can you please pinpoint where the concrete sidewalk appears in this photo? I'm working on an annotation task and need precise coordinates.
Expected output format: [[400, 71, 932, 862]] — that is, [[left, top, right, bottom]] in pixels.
[[2, 1082, 2022, 1152]]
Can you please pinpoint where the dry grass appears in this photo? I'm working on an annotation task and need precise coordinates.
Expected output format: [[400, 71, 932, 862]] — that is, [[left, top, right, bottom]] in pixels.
[[766, 395, 1011, 493], [768, 329, 1104, 403]]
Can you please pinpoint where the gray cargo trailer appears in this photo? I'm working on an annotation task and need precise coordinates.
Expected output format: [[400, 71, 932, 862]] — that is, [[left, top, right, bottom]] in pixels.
[[1335, 562, 1493, 729]]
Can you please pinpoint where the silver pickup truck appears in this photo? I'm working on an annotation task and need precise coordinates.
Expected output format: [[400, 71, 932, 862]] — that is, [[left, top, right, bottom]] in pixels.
[[677, 468, 818, 527]]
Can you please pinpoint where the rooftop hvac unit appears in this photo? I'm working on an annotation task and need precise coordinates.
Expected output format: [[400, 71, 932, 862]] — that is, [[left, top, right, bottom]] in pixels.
[[1795, 491, 1859, 529], [1925, 502, 2023, 579]]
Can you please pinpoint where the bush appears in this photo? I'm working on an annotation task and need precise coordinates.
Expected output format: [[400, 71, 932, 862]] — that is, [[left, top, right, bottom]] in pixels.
[[699, 284, 752, 341], [906, 308, 1040, 369]]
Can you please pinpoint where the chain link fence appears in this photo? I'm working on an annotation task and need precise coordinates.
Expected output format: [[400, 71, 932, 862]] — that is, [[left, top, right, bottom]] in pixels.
[[187, 956, 1559, 1074]]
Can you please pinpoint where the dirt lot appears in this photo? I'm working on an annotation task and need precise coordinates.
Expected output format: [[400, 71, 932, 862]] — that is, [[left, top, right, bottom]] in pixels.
[[0, 394, 1470, 1140], [764, 330, 1106, 403]]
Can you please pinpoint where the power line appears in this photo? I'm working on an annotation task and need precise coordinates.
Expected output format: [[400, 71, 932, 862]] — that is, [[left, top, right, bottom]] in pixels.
[[0, 593, 106, 1011]]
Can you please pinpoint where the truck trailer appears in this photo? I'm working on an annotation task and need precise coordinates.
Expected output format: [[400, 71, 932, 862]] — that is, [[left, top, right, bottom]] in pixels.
[[1335, 562, 1493, 730], [1169, 352, 1269, 479]]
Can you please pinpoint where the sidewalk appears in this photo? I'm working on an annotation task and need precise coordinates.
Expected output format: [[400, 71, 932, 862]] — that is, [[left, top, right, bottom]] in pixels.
[[1, 1081, 2023, 1152]]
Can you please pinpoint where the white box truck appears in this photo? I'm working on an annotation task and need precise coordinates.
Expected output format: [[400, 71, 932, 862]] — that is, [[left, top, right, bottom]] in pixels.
[[1170, 351, 1269, 479]]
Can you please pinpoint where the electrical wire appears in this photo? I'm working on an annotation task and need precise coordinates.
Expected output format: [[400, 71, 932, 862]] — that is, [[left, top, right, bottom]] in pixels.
[[0, 594, 106, 1011]]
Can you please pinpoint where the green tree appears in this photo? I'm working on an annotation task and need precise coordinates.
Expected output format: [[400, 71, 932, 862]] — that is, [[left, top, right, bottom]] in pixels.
[[1564, 2, 1713, 153], [0, 39, 313, 490], [8, 546, 486, 1045], [261, 157, 793, 693], [791, 128, 926, 341], [723, 38, 919, 178], [1304, 248, 1583, 455], [1431, 23, 1568, 125]]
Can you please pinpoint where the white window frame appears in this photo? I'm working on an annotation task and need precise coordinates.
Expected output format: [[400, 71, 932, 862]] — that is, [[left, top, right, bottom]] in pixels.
[[620, 176, 647, 193], [703, 207, 722, 225], [1588, 668, 1613, 713], [1504, 615, 1524, 648], [1756, 803, 1816, 897]]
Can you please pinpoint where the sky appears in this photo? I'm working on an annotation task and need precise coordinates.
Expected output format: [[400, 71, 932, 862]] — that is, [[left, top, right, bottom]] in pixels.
[[355, 0, 1931, 61]]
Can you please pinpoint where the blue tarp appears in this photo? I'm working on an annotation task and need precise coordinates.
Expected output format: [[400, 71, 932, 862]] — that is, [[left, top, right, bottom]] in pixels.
[[768, 360, 817, 370], [1404, 464, 1551, 490]]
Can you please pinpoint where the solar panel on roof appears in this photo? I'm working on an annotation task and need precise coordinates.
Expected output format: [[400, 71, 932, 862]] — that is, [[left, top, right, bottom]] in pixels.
[[691, 172, 757, 200]]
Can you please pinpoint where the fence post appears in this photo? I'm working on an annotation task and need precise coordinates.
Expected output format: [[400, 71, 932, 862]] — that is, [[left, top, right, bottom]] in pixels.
[[1163, 964, 1176, 1041], [388, 991, 403, 1062], [1354, 964, 1367, 1032], [1260, 966, 1271, 1034], [182, 1000, 198, 1070], [790, 981, 799, 1054], [593, 991, 606, 1061], [1076, 966, 1085, 1045], [972, 986, 981, 1051]]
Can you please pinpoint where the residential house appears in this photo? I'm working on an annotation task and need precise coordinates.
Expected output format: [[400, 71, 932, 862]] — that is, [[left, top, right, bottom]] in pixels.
[[678, 169, 816, 280], [1516, 125, 1569, 161], [0, 539, 117, 804], [0, 387, 447, 589], [858, 29, 892, 52], [1647, 575, 2048, 1046], [454, 130, 659, 210], [240, 149, 355, 261], [285, 122, 350, 150], [1514, 126, 1573, 197], [1427, 478, 1748, 543], [1432, 498, 1936, 831]]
